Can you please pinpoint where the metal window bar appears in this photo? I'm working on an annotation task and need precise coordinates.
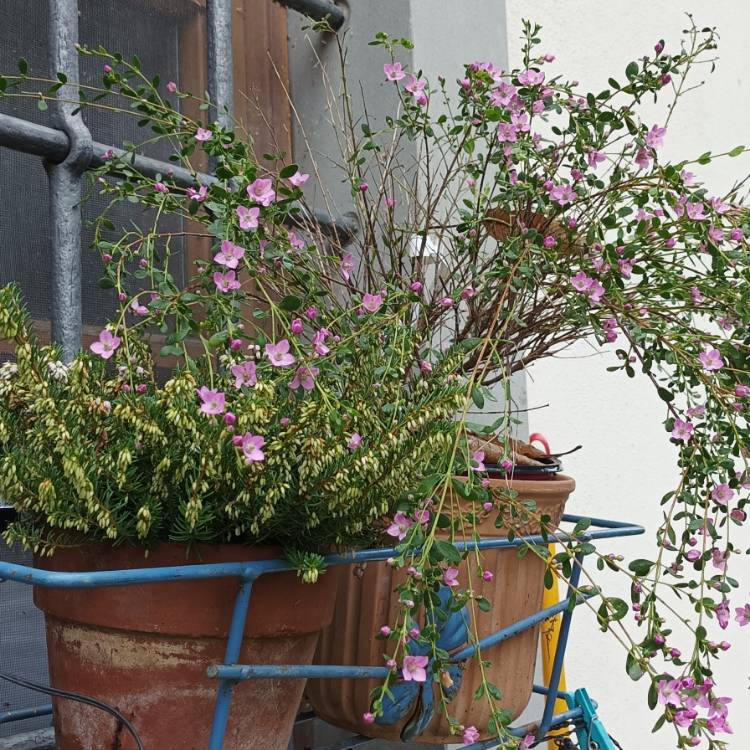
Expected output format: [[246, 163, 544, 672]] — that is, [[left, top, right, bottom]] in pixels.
[[0, 515, 644, 750], [0, 0, 352, 363]]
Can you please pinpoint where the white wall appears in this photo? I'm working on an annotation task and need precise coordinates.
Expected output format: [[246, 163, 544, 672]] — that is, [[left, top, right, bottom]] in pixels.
[[505, 1, 750, 745]]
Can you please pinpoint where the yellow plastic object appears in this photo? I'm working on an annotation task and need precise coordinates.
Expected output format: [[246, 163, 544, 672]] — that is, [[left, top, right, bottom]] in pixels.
[[541, 544, 568, 748]]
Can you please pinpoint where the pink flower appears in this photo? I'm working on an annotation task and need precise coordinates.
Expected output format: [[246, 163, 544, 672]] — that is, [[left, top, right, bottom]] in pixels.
[[671, 419, 694, 443], [195, 127, 212, 142], [103, 64, 113, 74], [361, 293, 383, 313], [231, 360, 257, 389], [482, 570, 494, 582], [386, 511, 413, 541], [130, 299, 148, 317], [470, 450, 486, 472], [736, 385, 750, 398], [196, 386, 226, 415], [347, 432, 362, 451], [735, 603, 750, 626], [409, 281, 423, 293], [90, 329, 121, 360], [246, 178, 276, 207], [543, 235, 557, 249], [187, 184, 208, 202], [690, 287, 704, 304], [214, 240, 245, 269], [497, 122, 517, 143], [289, 365, 319, 391], [618, 258, 633, 278], [657, 678, 682, 707], [716, 599, 730, 630], [680, 169, 696, 186], [362, 712, 375, 725], [686, 202, 707, 221], [439, 297, 454, 309], [154, 182, 169, 194], [519, 736, 535, 750], [213, 270, 241, 293], [699, 347, 725, 372], [517, 68, 545, 86], [290, 318, 303, 335], [587, 150, 606, 169], [340, 252, 354, 281], [166, 81, 177, 93], [401, 655, 429, 683], [549, 184, 576, 206], [634, 147, 651, 170], [239, 432, 265, 464], [236, 206, 260, 230], [288, 231, 305, 251], [404, 74, 427, 104], [305, 306, 318, 320], [646, 124, 667, 149], [462, 726, 480, 744], [711, 483, 734, 507], [460, 285, 476, 300], [224, 412, 236, 427], [419, 360, 433, 374], [443, 566, 460, 587], [288, 171, 309, 187], [265, 339, 296, 367], [711, 548, 727, 572], [384, 62, 406, 81], [312, 328, 331, 356]]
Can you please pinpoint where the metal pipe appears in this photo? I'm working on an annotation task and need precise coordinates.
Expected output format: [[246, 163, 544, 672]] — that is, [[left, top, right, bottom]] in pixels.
[[206, 0, 234, 131], [0, 516, 644, 589], [0, 703, 53, 724], [47, 0, 92, 362], [537, 554, 583, 737], [449, 588, 593, 663], [208, 664, 390, 681], [207, 577, 255, 750], [0, 113, 359, 243], [277, 0, 346, 30]]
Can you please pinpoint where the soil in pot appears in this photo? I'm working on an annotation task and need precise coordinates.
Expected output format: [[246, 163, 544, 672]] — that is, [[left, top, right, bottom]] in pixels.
[[307, 473, 575, 744], [34, 543, 340, 750]]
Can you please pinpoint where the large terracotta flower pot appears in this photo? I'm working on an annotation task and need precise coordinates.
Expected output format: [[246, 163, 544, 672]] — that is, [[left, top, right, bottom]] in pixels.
[[307, 474, 575, 743], [34, 543, 340, 750]]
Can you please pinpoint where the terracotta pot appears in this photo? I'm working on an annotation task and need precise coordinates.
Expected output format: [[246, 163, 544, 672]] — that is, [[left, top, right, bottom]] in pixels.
[[34, 543, 340, 750], [307, 474, 575, 743]]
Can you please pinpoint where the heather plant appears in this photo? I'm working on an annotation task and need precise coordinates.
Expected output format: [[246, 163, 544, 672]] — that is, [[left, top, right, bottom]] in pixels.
[[0, 15, 749, 749]]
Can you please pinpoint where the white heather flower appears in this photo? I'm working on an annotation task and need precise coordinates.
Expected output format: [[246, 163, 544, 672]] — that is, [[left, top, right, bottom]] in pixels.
[[47, 361, 70, 381], [0, 362, 18, 380]]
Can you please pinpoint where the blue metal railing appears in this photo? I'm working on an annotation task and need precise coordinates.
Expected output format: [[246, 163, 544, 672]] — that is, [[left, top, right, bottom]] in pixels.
[[0, 514, 644, 749]]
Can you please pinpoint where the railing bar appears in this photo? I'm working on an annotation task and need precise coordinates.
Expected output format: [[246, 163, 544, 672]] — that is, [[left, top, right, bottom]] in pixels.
[[206, 0, 234, 131], [277, 0, 346, 30]]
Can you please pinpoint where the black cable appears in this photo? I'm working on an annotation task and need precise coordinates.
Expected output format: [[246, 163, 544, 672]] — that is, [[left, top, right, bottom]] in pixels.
[[609, 734, 624, 749], [0, 669, 145, 750]]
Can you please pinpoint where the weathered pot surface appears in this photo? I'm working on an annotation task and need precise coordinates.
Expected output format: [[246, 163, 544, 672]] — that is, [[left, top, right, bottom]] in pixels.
[[307, 474, 575, 743], [35, 542, 340, 750]]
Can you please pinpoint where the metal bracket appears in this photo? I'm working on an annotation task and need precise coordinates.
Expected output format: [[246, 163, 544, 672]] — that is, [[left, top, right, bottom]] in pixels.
[[567, 688, 617, 750]]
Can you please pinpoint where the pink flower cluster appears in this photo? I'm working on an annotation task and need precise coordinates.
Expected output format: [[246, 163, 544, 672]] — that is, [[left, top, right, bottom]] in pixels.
[[657, 676, 732, 736], [570, 271, 605, 304]]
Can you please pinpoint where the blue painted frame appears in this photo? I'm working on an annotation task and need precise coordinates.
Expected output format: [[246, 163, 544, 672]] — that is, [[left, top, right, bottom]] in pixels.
[[0, 514, 643, 749]]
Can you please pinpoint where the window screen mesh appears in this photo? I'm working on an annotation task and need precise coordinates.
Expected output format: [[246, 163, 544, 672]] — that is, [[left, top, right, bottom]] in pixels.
[[0, 0, 201, 328]]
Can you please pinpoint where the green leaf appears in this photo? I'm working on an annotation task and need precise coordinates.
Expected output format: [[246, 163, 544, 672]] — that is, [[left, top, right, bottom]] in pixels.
[[471, 387, 484, 410], [607, 597, 629, 621], [415, 473, 442, 497], [625, 61, 638, 80], [628, 559, 654, 576], [207, 331, 229, 348], [279, 163, 298, 178], [279, 295, 302, 312], [626, 652, 645, 681], [476, 596, 491, 612], [657, 387, 673, 403], [433, 539, 462, 564], [159, 344, 183, 357], [728, 145, 745, 157], [37, 99, 48, 111], [697, 151, 712, 165], [18, 57, 28, 75]]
